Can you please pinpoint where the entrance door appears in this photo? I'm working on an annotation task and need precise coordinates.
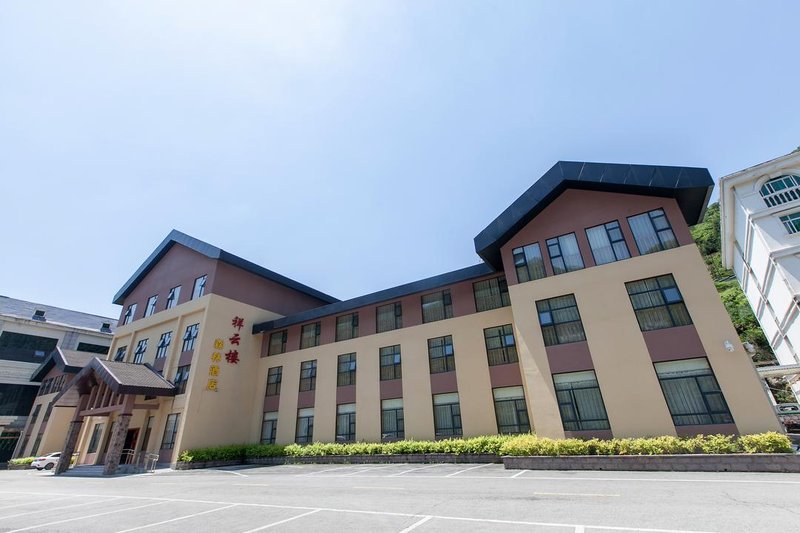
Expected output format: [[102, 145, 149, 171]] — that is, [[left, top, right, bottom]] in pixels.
[[123, 429, 139, 464]]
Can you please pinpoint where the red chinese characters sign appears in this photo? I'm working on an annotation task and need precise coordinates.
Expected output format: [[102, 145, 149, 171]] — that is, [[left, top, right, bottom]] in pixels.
[[206, 315, 246, 392]]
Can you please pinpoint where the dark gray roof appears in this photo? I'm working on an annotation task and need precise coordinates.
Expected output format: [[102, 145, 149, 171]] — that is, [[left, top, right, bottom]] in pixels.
[[0, 295, 117, 334], [31, 347, 99, 382], [112, 229, 339, 305], [252, 263, 494, 334], [93, 359, 176, 393], [474, 161, 714, 269]]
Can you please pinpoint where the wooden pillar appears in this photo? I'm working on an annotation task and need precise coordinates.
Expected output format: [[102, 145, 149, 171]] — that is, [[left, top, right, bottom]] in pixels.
[[55, 394, 89, 475]]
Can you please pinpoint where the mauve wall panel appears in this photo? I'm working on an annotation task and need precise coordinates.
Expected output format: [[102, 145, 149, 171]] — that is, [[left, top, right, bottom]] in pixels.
[[430, 371, 458, 394], [642, 325, 706, 362], [380, 379, 403, 399], [178, 351, 194, 366], [263, 395, 279, 412], [336, 385, 356, 404], [488, 363, 524, 388], [297, 390, 315, 409], [675, 423, 738, 437], [546, 341, 594, 374]]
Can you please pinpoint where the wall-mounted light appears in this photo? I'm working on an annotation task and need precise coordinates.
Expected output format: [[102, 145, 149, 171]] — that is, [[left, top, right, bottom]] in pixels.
[[724, 340, 735, 352]]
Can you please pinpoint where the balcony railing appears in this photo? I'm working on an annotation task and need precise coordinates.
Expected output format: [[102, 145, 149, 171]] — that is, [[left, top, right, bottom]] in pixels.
[[760, 175, 800, 208]]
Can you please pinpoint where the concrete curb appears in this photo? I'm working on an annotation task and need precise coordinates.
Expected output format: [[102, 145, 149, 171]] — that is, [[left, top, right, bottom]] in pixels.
[[175, 453, 501, 470], [502, 454, 800, 473]]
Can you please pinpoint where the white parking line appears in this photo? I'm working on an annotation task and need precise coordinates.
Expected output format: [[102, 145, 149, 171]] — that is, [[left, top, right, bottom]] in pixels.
[[0, 495, 73, 511], [510, 469, 528, 478], [398, 515, 433, 532], [210, 469, 248, 477], [444, 464, 494, 477], [240, 509, 322, 532], [115, 503, 238, 532], [301, 465, 363, 476], [5, 501, 168, 533], [388, 464, 445, 477], [0, 497, 119, 520]]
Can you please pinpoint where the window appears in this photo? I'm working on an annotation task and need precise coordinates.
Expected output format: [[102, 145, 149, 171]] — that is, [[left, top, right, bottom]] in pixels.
[[626, 275, 692, 331], [484, 325, 518, 365], [87, 423, 105, 453], [161, 413, 181, 449], [336, 403, 356, 442], [261, 412, 278, 444], [268, 330, 287, 356], [512, 243, 547, 283], [760, 175, 800, 207], [335, 313, 359, 342], [493, 386, 531, 434], [433, 393, 462, 438], [173, 365, 191, 395], [376, 302, 402, 333], [536, 294, 586, 346], [122, 303, 137, 325], [192, 275, 207, 299], [133, 339, 148, 364], [585, 220, 630, 265], [0, 331, 58, 354], [266, 366, 282, 396], [114, 346, 127, 362], [381, 398, 404, 441], [300, 322, 321, 349], [156, 332, 172, 359], [628, 209, 678, 255], [473, 277, 510, 312], [299, 360, 317, 391], [144, 295, 158, 317], [182, 324, 199, 352], [422, 290, 453, 323], [295, 408, 314, 443], [428, 335, 455, 374], [780, 212, 800, 234], [76, 342, 109, 354], [380, 345, 402, 381], [166, 286, 181, 309], [553, 371, 610, 431], [655, 358, 733, 426], [337, 353, 356, 387], [546, 233, 584, 275]]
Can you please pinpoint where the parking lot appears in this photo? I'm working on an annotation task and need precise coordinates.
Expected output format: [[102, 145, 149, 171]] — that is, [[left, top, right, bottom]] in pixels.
[[1, 463, 799, 532]]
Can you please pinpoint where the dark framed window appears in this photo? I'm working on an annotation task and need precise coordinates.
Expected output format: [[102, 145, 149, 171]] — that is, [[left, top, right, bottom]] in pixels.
[[161, 413, 181, 449], [335, 313, 359, 342], [536, 294, 586, 346], [626, 274, 692, 331], [87, 422, 105, 453], [337, 353, 356, 387], [76, 342, 109, 354], [780, 212, 800, 234], [493, 386, 530, 434], [300, 322, 321, 349], [484, 325, 517, 366], [336, 403, 356, 442], [261, 412, 278, 444], [381, 398, 404, 441], [761, 175, 800, 207], [182, 323, 199, 352], [266, 366, 282, 396], [144, 295, 158, 317], [553, 371, 610, 431], [546, 233, 584, 275], [165, 286, 181, 309], [156, 332, 172, 359], [192, 275, 207, 300], [428, 335, 455, 374], [122, 303, 137, 325], [585, 220, 630, 265], [114, 346, 127, 362], [512, 243, 547, 283], [376, 302, 402, 333], [655, 358, 733, 426], [380, 345, 402, 381], [268, 330, 287, 356], [173, 365, 191, 395], [473, 277, 510, 312], [299, 360, 317, 391], [0, 331, 58, 355], [628, 209, 678, 255], [421, 290, 453, 323], [133, 339, 148, 364], [295, 408, 314, 443], [433, 393, 462, 438]]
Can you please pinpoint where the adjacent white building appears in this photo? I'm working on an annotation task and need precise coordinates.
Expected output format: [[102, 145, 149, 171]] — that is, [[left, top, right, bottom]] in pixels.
[[720, 150, 800, 400]]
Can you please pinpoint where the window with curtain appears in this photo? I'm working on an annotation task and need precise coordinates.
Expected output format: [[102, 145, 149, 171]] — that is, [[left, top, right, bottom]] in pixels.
[[261, 412, 278, 444], [268, 330, 287, 355], [421, 290, 453, 323], [779, 212, 800, 234], [546, 233, 584, 274], [585, 220, 630, 265], [655, 358, 733, 426], [381, 398, 404, 441], [484, 324, 518, 365], [266, 366, 282, 396], [376, 302, 402, 333], [626, 274, 692, 331], [512, 243, 547, 283], [300, 322, 321, 349], [144, 295, 158, 317], [173, 365, 191, 395], [299, 360, 317, 391], [87, 422, 104, 453], [536, 294, 586, 346], [335, 313, 359, 341], [133, 339, 148, 364], [156, 332, 172, 359], [165, 286, 181, 309], [336, 403, 356, 442], [337, 353, 357, 387], [182, 323, 199, 352], [493, 386, 531, 434], [628, 209, 678, 255], [473, 276, 510, 312], [433, 393, 462, 438], [380, 345, 402, 380], [114, 346, 127, 362], [295, 408, 314, 443], [192, 275, 207, 299], [553, 371, 610, 431], [161, 413, 181, 449], [428, 335, 455, 374]]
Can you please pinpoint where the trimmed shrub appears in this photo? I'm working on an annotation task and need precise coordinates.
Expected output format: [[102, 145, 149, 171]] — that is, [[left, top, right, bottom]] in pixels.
[[738, 432, 794, 454], [9, 457, 35, 465]]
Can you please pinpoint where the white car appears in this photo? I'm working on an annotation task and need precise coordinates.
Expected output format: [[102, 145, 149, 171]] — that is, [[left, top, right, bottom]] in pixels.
[[31, 452, 60, 471]]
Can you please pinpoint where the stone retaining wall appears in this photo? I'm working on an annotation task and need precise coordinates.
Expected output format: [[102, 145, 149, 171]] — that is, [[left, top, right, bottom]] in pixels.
[[175, 453, 500, 470], [502, 454, 800, 473]]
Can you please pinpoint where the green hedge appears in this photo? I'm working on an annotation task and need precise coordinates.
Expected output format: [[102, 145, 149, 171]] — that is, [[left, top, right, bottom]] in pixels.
[[177, 432, 793, 463], [8, 457, 35, 465]]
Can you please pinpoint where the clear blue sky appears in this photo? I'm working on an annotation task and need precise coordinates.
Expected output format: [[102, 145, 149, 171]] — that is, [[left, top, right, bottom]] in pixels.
[[2, 1, 799, 319]]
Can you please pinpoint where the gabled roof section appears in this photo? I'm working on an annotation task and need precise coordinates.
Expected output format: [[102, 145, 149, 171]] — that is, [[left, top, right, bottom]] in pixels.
[[31, 347, 97, 382], [0, 295, 117, 334], [474, 161, 714, 269], [112, 230, 339, 305]]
